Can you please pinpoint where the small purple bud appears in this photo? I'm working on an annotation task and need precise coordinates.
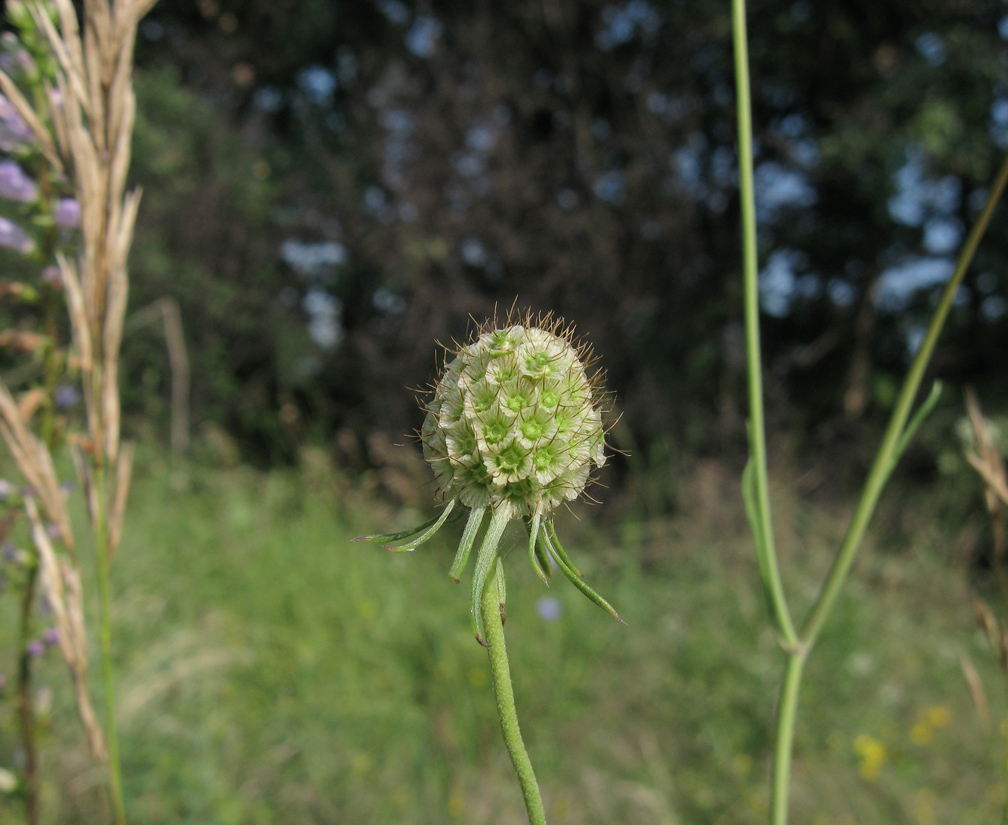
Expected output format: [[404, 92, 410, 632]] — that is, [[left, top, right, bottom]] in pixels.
[[536, 595, 563, 622], [41, 265, 62, 288], [26, 640, 44, 658], [53, 198, 80, 229], [0, 94, 32, 152], [0, 216, 34, 254], [2, 542, 16, 562], [42, 628, 58, 647], [0, 160, 37, 203], [46, 522, 60, 540], [53, 384, 80, 409]]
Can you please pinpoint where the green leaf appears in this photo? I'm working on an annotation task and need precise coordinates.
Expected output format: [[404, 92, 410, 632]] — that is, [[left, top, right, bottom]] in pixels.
[[470, 507, 510, 645], [353, 498, 456, 551], [541, 528, 622, 623], [449, 507, 485, 582]]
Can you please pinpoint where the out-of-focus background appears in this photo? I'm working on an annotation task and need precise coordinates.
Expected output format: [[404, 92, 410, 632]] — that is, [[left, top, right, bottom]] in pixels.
[[4, 0, 1008, 822]]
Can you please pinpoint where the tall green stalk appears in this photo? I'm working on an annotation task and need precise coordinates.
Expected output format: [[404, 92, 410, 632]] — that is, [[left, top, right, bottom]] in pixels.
[[481, 561, 546, 825], [730, 1, 1008, 823], [94, 461, 126, 825]]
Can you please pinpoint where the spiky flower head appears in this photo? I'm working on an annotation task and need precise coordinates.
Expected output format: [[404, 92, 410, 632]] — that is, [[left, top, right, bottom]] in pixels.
[[421, 319, 606, 520], [356, 311, 620, 645]]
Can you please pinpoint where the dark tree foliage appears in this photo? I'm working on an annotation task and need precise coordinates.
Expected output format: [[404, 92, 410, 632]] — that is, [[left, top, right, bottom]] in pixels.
[[124, 0, 1008, 467]]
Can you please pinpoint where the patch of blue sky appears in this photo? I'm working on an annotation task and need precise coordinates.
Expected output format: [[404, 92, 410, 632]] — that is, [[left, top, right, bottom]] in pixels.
[[405, 16, 442, 58], [378, 0, 409, 26], [281, 239, 347, 279], [253, 86, 284, 113], [465, 123, 497, 154], [593, 170, 627, 205], [888, 146, 960, 226], [297, 66, 336, 104], [992, 96, 1008, 148], [760, 249, 804, 317], [982, 295, 1007, 320], [914, 32, 947, 66], [923, 217, 962, 255], [302, 289, 343, 350], [875, 256, 955, 312], [596, 0, 661, 50], [754, 161, 816, 222]]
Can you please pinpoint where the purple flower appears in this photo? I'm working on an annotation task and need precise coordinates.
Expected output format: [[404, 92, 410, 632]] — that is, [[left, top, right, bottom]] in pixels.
[[26, 640, 44, 658], [536, 596, 563, 622], [0, 160, 37, 203], [41, 265, 62, 287], [45, 521, 60, 540], [0, 216, 33, 254], [2, 542, 16, 562], [42, 628, 58, 647], [54, 198, 80, 229], [54, 384, 80, 409], [0, 94, 32, 152]]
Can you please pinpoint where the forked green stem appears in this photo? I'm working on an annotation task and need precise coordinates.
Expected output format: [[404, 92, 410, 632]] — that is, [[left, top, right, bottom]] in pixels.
[[481, 561, 546, 825], [731, 0, 1008, 823], [731, 0, 797, 650]]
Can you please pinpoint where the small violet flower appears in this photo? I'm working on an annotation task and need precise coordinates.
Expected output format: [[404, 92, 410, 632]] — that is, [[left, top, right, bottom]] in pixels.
[[26, 639, 44, 658], [54, 383, 80, 409], [43, 628, 58, 647], [0, 216, 33, 254], [41, 265, 62, 288], [0, 160, 36, 202], [54, 198, 80, 229], [0, 93, 32, 152]]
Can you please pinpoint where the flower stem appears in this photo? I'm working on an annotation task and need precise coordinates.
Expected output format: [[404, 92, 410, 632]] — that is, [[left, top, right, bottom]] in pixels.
[[769, 652, 806, 825], [731, 0, 796, 649], [94, 462, 126, 825], [480, 561, 546, 825], [17, 559, 40, 825]]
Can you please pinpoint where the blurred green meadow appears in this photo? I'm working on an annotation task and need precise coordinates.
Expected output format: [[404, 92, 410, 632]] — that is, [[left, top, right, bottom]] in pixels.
[[10, 443, 1001, 824]]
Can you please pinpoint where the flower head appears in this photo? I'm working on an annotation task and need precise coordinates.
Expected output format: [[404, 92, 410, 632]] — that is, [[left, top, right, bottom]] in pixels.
[[356, 310, 620, 644]]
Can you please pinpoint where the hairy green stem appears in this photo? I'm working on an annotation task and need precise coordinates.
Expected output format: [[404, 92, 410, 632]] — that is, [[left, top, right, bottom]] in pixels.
[[94, 463, 126, 825], [732, 0, 796, 649], [481, 562, 546, 825]]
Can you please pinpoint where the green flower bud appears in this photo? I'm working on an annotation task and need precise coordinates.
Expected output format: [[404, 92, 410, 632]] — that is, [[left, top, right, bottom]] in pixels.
[[422, 322, 606, 519], [357, 313, 621, 645]]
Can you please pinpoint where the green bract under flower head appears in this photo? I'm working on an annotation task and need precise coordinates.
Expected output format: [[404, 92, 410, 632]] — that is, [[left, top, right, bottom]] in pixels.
[[421, 319, 607, 519]]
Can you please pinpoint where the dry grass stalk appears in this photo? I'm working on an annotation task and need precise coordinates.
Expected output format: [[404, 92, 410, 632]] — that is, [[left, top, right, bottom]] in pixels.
[[963, 389, 1008, 595], [0, 382, 73, 548], [0, 0, 154, 803], [25, 496, 106, 759]]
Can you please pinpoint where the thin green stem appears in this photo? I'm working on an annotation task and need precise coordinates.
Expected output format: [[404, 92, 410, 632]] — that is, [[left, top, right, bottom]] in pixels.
[[800, 149, 1008, 650], [769, 652, 806, 825], [732, 0, 797, 649], [94, 464, 126, 825], [481, 562, 546, 825], [17, 560, 40, 825]]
